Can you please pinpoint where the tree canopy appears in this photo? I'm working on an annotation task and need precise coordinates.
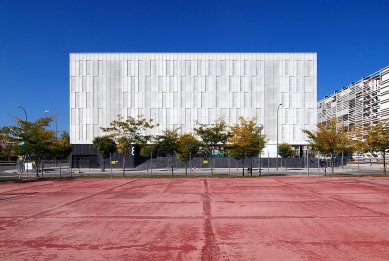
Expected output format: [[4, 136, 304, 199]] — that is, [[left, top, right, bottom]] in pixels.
[[194, 119, 230, 175], [227, 116, 267, 175], [52, 131, 72, 161], [303, 118, 353, 174], [93, 135, 117, 172], [156, 129, 179, 175], [157, 129, 179, 157], [0, 116, 57, 177], [176, 133, 198, 175], [364, 121, 389, 174], [93, 136, 117, 159], [278, 142, 293, 158], [101, 115, 157, 176]]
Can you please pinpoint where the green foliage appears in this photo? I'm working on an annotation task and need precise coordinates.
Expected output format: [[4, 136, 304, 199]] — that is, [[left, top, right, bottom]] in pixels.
[[278, 142, 293, 158], [194, 119, 230, 157], [101, 115, 157, 176], [364, 121, 389, 153], [101, 115, 157, 150], [117, 137, 132, 155], [140, 144, 157, 158], [227, 116, 267, 160], [0, 132, 17, 160], [303, 118, 353, 175], [52, 131, 72, 160], [0, 117, 56, 176], [364, 121, 389, 174], [227, 117, 267, 176], [157, 129, 179, 156], [93, 135, 117, 159], [176, 133, 198, 163], [303, 118, 353, 156], [1, 117, 55, 158]]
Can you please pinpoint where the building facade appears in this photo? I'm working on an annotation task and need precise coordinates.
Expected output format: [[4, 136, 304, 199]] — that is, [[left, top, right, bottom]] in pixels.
[[317, 66, 389, 138], [70, 53, 317, 166]]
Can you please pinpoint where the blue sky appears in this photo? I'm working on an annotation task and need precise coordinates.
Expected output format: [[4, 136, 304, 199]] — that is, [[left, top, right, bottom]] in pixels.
[[0, 0, 388, 132]]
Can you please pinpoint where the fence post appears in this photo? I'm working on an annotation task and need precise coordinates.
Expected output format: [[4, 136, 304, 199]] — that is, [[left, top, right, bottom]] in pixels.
[[317, 152, 320, 176], [307, 148, 310, 177], [228, 155, 231, 175], [110, 153, 113, 178], [70, 158, 73, 178], [151, 152, 153, 175], [267, 151, 270, 175]]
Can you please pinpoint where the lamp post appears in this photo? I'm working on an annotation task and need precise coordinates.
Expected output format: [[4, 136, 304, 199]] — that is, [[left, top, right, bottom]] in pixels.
[[17, 105, 28, 177], [17, 105, 27, 122], [276, 103, 283, 170], [44, 110, 58, 139], [258, 124, 263, 176]]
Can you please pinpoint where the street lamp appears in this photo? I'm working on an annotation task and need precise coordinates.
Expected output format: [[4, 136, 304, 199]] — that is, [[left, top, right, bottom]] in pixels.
[[17, 105, 27, 122], [16, 105, 28, 176], [276, 103, 283, 170], [44, 110, 58, 139], [258, 124, 263, 175]]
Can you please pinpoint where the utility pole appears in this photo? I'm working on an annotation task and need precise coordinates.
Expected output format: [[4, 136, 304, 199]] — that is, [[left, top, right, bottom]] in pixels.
[[276, 103, 283, 170]]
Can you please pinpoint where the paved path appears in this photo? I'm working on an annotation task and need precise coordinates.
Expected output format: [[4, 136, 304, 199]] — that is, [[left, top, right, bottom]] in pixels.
[[1, 177, 389, 260]]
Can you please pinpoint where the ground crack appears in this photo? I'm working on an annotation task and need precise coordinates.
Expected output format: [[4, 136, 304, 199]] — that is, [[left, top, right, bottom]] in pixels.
[[201, 179, 229, 261]]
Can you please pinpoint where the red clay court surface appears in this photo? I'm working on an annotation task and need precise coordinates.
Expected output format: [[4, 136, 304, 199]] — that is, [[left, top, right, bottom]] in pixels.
[[1, 177, 389, 260]]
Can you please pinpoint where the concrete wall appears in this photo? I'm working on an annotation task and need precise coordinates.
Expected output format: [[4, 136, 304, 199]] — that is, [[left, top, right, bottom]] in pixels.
[[70, 53, 317, 157]]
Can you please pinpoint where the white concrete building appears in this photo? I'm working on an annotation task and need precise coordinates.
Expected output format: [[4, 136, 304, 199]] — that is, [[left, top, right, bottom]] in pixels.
[[70, 53, 317, 157], [318, 66, 389, 139]]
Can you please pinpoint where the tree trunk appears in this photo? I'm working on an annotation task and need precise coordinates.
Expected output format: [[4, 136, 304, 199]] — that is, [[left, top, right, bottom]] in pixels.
[[122, 155, 126, 177], [250, 157, 253, 176], [185, 161, 188, 175], [211, 153, 214, 176], [171, 155, 174, 175], [110, 153, 113, 178], [242, 158, 245, 176], [102, 158, 106, 172], [331, 153, 335, 175], [59, 159, 62, 178], [150, 153, 153, 175], [41, 161, 44, 177], [36, 159, 39, 178], [147, 157, 149, 172], [324, 159, 327, 176], [383, 151, 386, 175]]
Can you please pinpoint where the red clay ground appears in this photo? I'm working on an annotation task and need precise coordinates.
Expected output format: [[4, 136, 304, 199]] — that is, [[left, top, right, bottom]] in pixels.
[[1, 177, 389, 260]]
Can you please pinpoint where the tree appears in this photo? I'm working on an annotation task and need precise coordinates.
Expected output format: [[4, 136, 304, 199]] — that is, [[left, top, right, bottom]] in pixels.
[[194, 119, 230, 175], [278, 142, 293, 170], [93, 136, 117, 172], [101, 115, 157, 177], [51, 131, 72, 177], [157, 129, 179, 175], [0, 117, 56, 178], [176, 133, 199, 175], [140, 144, 157, 172], [303, 118, 353, 175], [0, 132, 17, 161], [227, 117, 267, 176], [364, 121, 389, 175]]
